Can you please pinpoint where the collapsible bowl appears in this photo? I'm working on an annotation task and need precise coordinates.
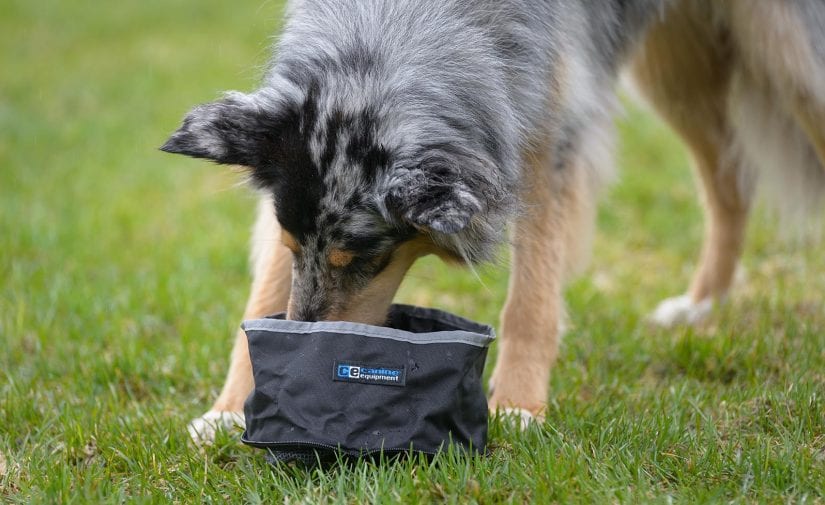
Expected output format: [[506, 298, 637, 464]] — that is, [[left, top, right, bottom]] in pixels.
[[240, 304, 495, 464]]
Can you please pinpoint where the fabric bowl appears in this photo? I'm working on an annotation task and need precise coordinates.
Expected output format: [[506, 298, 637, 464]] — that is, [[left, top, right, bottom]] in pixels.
[[240, 304, 495, 464]]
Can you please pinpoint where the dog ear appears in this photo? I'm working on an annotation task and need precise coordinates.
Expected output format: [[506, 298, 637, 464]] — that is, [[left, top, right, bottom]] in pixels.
[[160, 91, 274, 167], [385, 154, 486, 234]]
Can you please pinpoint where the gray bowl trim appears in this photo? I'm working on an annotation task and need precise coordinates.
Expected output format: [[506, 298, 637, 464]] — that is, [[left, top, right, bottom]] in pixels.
[[241, 305, 495, 348]]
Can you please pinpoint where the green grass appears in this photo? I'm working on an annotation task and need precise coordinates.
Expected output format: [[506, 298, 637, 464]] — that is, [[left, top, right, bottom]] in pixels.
[[2, 1, 824, 502]]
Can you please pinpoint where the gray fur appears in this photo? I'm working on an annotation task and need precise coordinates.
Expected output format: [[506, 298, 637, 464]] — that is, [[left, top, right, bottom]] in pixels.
[[162, 0, 671, 320]]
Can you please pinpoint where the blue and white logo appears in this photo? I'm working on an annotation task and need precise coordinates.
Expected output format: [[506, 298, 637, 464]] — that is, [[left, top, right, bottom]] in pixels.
[[333, 361, 405, 386], [337, 364, 360, 378]]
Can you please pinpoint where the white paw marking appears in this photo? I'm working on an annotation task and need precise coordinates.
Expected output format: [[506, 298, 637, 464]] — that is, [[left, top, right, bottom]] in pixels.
[[187, 410, 245, 445], [498, 408, 538, 431], [649, 294, 713, 327]]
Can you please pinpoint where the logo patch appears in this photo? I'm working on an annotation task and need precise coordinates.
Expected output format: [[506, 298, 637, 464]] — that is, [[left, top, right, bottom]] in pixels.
[[333, 361, 406, 387]]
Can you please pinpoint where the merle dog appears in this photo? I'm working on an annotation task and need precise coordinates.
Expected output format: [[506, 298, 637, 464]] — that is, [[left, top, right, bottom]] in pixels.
[[161, 0, 825, 441]]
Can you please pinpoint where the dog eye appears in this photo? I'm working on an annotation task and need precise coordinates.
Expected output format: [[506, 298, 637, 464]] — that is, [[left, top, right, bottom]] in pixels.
[[328, 248, 355, 268]]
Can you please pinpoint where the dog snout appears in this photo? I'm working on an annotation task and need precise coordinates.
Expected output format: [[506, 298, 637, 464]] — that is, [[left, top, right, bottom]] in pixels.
[[286, 307, 322, 322]]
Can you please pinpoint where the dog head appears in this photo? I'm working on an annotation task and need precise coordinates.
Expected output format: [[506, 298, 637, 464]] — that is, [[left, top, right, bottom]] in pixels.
[[162, 71, 516, 323]]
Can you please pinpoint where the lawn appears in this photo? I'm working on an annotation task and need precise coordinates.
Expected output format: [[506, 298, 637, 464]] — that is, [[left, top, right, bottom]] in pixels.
[[1, 0, 823, 502]]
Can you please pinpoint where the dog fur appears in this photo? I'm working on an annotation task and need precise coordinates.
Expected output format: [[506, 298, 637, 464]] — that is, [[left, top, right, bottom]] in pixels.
[[162, 0, 825, 441]]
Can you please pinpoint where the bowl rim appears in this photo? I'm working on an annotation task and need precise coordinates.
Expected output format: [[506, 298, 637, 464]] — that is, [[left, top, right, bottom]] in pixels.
[[241, 304, 495, 348]]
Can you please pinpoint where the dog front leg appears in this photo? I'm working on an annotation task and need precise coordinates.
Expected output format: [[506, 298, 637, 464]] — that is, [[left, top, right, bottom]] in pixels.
[[189, 197, 292, 444], [489, 145, 595, 426]]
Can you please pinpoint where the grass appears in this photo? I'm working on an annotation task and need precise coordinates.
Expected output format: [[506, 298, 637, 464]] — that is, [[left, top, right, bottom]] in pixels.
[[1, 0, 823, 502]]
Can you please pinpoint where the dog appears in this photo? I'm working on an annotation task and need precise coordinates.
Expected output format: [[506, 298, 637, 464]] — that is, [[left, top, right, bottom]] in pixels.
[[161, 0, 825, 442]]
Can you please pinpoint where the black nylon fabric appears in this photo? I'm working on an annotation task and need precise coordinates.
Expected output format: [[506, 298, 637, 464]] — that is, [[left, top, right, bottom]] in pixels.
[[241, 304, 494, 464]]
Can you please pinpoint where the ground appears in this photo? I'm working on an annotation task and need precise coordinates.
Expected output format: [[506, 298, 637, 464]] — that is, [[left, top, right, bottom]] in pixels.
[[1, 0, 824, 503]]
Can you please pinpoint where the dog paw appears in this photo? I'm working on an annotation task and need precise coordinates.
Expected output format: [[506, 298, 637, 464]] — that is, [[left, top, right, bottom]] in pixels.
[[501, 407, 537, 430], [491, 407, 543, 431], [187, 410, 245, 445], [649, 294, 713, 327]]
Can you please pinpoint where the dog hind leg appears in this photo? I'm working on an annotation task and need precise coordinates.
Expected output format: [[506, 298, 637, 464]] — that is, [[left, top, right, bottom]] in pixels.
[[188, 195, 292, 444], [631, 0, 752, 327]]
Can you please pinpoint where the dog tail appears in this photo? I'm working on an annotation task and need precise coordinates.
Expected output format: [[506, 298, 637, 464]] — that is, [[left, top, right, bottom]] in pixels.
[[727, 70, 825, 237]]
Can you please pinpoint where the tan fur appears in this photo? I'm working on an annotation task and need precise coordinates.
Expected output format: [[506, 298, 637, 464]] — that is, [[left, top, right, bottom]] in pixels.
[[328, 248, 355, 268], [631, 0, 825, 305], [327, 237, 436, 324], [280, 229, 300, 253], [727, 1, 825, 106], [487, 139, 594, 417], [726, 0, 825, 170], [631, 0, 751, 303], [211, 198, 293, 412]]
